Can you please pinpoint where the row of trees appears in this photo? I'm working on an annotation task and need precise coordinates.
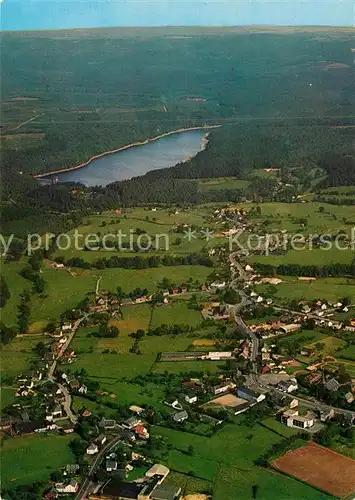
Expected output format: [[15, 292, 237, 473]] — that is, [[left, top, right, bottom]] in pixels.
[[254, 262, 355, 278], [63, 252, 214, 270]]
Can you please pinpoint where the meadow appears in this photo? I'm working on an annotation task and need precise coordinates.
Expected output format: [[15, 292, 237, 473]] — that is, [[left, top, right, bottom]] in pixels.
[[0, 335, 47, 381], [255, 277, 355, 302], [1, 434, 75, 489]]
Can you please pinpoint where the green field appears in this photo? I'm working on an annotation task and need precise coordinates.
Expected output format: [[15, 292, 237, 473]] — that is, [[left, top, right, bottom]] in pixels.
[[1, 434, 75, 489], [0, 335, 46, 381], [0, 388, 16, 411], [255, 277, 355, 303], [198, 177, 250, 192], [275, 330, 326, 350], [151, 424, 333, 500], [240, 202, 355, 236], [151, 301, 202, 328], [338, 345, 355, 361], [251, 248, 354, 267]]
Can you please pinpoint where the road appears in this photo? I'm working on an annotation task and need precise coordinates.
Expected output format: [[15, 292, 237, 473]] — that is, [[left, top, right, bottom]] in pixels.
[[47, 315, 89, 424], [75, 436, 122, 500]]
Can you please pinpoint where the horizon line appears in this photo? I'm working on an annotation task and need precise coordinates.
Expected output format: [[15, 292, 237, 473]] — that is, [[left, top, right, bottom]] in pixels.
[[1, 23, 354, 34]]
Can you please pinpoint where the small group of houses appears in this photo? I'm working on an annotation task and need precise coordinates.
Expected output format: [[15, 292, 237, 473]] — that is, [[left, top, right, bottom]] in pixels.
[[86, 434, 108, 455]]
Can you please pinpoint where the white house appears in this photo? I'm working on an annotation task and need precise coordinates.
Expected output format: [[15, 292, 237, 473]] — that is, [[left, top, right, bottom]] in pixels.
[[55, 480, 79, 494], [185, 394, 198, 404], [277, 379, 298, 393], [237, 387, 266, 403], [86, 443, 99, 455], [210, 281, 226, 290], [281, 409, 314, 429]]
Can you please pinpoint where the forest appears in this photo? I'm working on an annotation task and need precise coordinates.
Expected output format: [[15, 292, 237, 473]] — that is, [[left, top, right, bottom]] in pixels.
[[1, 27, 354, 234]]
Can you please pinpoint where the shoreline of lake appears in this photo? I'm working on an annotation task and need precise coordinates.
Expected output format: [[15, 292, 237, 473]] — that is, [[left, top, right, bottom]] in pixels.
[[34, 124, 221, 179]]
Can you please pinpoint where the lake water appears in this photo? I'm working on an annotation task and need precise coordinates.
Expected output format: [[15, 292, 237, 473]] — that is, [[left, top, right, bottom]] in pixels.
[[42, 129, 204, 187]]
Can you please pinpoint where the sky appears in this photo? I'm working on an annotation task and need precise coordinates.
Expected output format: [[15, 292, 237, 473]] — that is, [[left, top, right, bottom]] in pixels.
[[1, 0, 354, 31]]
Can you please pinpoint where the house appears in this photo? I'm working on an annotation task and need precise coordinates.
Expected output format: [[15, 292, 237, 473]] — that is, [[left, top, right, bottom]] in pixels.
[[86, 443, 99, 455], [61, 323, 72, 332], [121, 429, 136, 442], [185, 394, 198, 404], [173, 411, 188, 423], [318, 408, 335, 422], [281, 409, 314, 429], [277, 379, 298, 393], [46, 403, 63, 421], [129, 405, 145, 415], [210, 281, 226, 290], [78, 384, 87, 394], [123, 417, 142, 430], [134, 424, 149, 439], [15, 419, 49, 435], [61, 422, 75, 434], [69, 379, 80, 391], [280, 324, 301, 334], [345, 392, 354, 403], [205, 351, 232, 361], [120, 298, 134, 306], [145, 464, 170, 482], [237, 387, 266, 403], [96, 434, 107, 445], [213, 382, 234, 396], [55, 479, 78, 494], [325, 378, 340, 392], [164, 399, 183, 410], [300, 347, 315, 357], [106, 459, 118, 472], [99, 417, 116, 429]]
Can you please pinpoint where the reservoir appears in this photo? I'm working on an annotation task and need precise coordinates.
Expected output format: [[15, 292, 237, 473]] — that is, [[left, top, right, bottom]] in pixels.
[[41, 129, 205, 187]]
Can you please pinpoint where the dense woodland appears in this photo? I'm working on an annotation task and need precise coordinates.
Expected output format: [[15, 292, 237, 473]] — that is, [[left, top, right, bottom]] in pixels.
[[1, 28, 354, 235]]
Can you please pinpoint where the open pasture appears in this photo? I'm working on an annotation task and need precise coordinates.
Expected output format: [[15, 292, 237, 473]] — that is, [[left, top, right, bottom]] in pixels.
[[255, 277, 355, 302], [1, 434, 75, 489]]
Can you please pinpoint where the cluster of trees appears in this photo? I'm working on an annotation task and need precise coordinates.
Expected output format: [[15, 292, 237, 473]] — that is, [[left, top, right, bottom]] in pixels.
[[62, 252, 213, 270], [0, 322, 17, 345], [0, 275, 10, 308], [17, 290, 31, 334], [254, 262, 355, 278], [319, 154, 355, 188]]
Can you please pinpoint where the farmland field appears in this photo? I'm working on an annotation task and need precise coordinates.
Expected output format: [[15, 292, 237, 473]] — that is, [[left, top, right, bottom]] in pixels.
[[272, 442, 355, 498]]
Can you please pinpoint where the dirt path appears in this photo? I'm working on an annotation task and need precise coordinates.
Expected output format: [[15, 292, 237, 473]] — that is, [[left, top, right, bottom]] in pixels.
[[11, 113, 43, 131]]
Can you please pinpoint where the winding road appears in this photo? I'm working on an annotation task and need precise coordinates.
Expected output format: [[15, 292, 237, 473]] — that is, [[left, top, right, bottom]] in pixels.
[[47, 315, 89, 424]]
